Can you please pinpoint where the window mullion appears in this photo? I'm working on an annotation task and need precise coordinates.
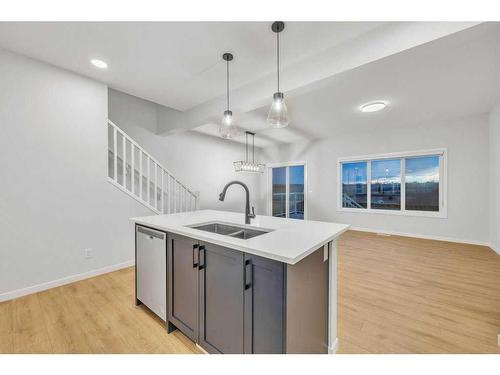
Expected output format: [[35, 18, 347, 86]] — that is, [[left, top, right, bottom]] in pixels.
[[285, 166, 290, 218], [440, 155, 444, 210], [401, 158, 406, 213], [367, 161, 371, 210]]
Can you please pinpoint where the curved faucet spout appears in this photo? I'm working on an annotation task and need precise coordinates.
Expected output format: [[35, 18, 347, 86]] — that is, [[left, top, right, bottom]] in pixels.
[[218, 181, 255, 224]]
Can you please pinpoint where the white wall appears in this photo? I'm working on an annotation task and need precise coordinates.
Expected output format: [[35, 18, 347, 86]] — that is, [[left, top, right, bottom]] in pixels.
[[489, 103, 500, 253], [0, 49, 156, 299], [1, 46, 494, 301], [262, 115, 491, 245], [0, 50, 267, 299], [108, 88, 266, 214]]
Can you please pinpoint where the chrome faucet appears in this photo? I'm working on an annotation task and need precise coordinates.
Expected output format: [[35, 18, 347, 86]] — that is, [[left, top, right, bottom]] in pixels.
[[219, 181, 256, 224]]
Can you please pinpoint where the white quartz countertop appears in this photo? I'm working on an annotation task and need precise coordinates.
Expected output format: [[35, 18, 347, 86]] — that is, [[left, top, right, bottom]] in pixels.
[[131, 210, 349, 265]]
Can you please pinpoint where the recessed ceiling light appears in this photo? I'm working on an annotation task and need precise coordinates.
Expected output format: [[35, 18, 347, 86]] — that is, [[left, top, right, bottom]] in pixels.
[[90, 59, 108, 69], [360, 101, 387, 113]]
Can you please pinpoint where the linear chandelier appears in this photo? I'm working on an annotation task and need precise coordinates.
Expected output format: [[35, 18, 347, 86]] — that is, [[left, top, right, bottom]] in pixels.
[[234, 131, 265, 173]]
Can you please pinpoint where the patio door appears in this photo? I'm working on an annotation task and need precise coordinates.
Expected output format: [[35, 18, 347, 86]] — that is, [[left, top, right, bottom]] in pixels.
[[268, 163, 306, 220]]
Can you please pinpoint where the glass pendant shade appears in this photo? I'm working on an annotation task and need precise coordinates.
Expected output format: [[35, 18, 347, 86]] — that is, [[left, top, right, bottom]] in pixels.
[[222, 110, 233, 126], [267, 92, 289, 128], [219, 110, 237, 139], [219, 53, 238, 139], [268, 22, 290, 129]]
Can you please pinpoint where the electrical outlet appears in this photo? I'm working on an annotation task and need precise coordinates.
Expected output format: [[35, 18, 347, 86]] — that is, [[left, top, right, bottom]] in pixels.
[[498, 334, 500, 347], [83, 248, 93, 259]]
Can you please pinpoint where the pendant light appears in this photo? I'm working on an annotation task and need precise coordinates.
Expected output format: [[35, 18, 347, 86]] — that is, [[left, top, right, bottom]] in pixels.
[[234, 131, 265, 173], [219, 52, 238, 139], [267, 21, 289, 128]]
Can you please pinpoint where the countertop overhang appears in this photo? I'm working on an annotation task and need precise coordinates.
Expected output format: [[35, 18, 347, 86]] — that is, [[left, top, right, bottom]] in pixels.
[[131, 210, 349, 265]]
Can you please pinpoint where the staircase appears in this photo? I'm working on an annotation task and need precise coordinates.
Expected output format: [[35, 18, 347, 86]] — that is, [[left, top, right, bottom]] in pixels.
[[107, 120, 198, 214], [342, 193, 363, 209]]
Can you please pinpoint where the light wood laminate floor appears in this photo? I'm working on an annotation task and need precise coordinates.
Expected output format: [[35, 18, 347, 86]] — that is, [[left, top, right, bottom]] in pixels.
[[1, 230, 499, 353]]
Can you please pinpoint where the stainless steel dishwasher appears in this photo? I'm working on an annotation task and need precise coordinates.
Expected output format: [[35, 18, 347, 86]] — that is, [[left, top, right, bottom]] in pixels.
[[136, 225, 167, 321]]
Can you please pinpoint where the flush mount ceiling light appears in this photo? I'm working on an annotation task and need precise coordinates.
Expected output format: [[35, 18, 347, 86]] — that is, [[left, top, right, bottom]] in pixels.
[[360, 101, 387, 113], [90, 58, 108, 69], [219, 52, 238, 139], [234, 131, 265, 173], [267, 21, 289, 129]]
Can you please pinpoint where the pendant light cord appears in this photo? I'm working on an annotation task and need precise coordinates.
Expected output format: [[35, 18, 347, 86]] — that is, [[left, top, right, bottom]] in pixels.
[[226, 58, 230, 111], [277, 30, 280, 92], [245, 132, 249, 162], [252, 133, 255, 163]]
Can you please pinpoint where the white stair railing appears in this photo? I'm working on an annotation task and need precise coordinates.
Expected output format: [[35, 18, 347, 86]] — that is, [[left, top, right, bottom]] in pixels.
[[107, 119, 198, 214], [342, 193, 363, 209]]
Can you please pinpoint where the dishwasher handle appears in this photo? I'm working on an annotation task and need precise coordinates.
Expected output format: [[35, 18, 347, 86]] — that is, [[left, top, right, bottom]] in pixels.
[[137, 226, 165, 240]]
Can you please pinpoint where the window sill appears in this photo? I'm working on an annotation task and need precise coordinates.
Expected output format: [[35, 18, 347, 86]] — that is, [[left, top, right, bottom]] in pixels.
[[337, 207, 447, 219]]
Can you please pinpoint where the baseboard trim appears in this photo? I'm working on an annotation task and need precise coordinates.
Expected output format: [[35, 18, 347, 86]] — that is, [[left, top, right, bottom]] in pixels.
[[349, 226, 491, 247], [328, 337, 339, 354], [491, 244, 500, 255], [0, 259, 135, 303]]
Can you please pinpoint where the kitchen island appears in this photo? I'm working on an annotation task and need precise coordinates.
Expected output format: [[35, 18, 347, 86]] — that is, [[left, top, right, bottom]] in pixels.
[[131, 210, 349, 354]]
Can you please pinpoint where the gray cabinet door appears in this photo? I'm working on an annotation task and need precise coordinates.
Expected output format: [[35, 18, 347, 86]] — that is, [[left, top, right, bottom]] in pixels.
[[243, 254, 285, 354], [136, 225, 167, 321], [167, 233, 199, 341], [198, 242, 244, 354]]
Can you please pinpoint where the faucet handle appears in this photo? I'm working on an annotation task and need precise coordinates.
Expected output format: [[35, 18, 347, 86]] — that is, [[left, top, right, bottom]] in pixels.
[[250, 206, 256, 218]]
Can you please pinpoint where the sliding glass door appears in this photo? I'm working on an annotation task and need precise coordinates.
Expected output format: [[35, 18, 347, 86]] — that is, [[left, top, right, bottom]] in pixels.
[[270, 164, 306, 220], [272, 167, 287, 217]]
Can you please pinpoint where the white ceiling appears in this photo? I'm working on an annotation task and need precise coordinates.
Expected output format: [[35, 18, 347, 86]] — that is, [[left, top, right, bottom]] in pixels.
[[195, 22, 500, 146], [0, 21, 493, 149], [0, 21, 383, 111], [280, 22, 500, 140]]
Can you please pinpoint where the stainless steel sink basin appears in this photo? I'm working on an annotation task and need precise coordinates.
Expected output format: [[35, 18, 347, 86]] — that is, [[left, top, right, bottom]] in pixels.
[[189, 222, 271, 240]]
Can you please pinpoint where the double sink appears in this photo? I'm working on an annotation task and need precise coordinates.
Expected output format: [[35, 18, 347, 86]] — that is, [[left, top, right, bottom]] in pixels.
[[189, 222, 272, 240]]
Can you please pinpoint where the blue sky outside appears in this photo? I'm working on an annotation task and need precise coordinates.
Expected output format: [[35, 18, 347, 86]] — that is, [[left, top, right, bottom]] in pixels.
[[371, 159, 401, 184], [272, 166, 304, 185], [342, 162, 367, 184], [342, 156, 439, 184], [406, 156, 439, 183], [289, 165, 304, 185], [272, 167, 286, 185]]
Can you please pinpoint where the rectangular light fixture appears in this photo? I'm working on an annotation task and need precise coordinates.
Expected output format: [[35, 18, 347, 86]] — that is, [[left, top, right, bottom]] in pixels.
[[234, 131, 265, 173], [234, 161, 266, 173]]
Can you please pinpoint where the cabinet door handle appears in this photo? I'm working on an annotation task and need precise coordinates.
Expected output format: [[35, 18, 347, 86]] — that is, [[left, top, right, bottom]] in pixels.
[[198, 245, 205, 270], [244, 259, 253, 290], [192, 244, 199, 268]]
